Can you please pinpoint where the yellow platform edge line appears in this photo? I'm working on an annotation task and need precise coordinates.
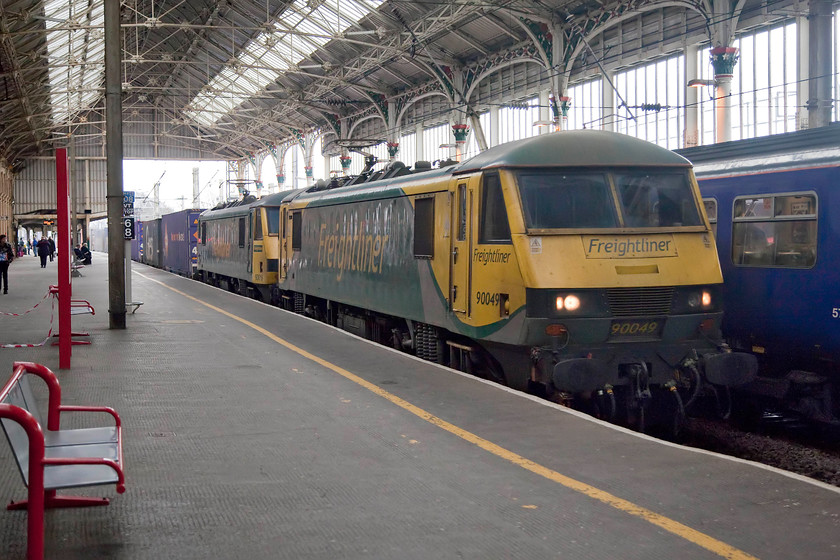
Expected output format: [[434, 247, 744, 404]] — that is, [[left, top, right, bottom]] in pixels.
[[141, 274, 758, 560]]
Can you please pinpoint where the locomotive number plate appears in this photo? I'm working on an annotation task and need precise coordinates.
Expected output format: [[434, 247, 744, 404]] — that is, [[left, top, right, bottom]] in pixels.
[[609, 318, 664, 340]]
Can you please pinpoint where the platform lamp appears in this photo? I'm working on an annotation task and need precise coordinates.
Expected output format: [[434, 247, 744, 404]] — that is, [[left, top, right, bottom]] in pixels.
[[686, 78, 718, 147], [687, 78, 717, 90], [438, 143, 456, 163], [687, 78, 718, 107], [533, 120, 555, 132]]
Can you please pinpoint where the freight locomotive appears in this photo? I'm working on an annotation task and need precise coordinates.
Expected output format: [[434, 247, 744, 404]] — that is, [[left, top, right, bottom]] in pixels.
[[678, 124, 840, 422], [194, 130, 757, 433]]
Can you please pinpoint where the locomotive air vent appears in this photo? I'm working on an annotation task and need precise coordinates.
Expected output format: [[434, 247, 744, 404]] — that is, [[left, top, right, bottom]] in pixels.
[[606, 287, 674, 316]]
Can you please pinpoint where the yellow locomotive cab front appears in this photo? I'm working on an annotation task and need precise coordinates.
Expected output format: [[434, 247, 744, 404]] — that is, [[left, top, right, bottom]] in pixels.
[[443, 131, 756, 427]]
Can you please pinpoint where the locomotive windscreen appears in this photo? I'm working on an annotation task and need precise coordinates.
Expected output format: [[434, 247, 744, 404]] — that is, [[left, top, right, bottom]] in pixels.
[[516, 169, 702, 230], [517, 171, 617, 229], [614, 171, 702, 227], [266, 208, 281, 235]]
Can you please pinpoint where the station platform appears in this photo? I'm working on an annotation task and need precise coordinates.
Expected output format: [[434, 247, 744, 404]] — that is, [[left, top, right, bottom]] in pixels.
[[1, 251, 838, 560]]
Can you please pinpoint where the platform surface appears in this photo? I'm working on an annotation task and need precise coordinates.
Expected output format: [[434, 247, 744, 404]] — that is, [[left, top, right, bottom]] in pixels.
[[1, 251, 838, 560]]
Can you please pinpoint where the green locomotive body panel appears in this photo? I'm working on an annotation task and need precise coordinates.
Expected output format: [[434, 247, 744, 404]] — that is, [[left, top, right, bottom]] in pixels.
[[283, 192, 429, 321]]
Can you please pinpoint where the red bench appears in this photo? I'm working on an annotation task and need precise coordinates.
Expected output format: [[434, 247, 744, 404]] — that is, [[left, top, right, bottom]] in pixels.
[[0, 362, 125, 559], [48, 284, 95, 316]]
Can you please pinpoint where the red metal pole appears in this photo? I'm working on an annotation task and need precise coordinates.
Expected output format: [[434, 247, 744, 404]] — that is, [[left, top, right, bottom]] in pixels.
[[56, 148, 71, 369], [0, 403, 46, 560], [26, 415, 46, 560]]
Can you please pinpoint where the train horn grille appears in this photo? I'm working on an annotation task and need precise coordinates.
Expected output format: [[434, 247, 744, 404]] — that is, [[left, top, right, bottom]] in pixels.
[[605, 287, 674, 317]]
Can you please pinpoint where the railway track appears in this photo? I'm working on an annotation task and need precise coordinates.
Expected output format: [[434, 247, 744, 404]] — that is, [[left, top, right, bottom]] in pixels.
[[683, 416, 840, 487]]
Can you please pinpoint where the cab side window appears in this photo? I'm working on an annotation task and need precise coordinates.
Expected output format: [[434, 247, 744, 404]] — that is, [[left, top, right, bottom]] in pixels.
[[238, 217, 246, 248], [702, 198, 717, 237], [253, 210, 263, 240], [291, 211, 302, 251], [480, 173, 511, 243], [267, 208, 280, 236], [732, 192, 817, 268], [414, 196, 435, 258]]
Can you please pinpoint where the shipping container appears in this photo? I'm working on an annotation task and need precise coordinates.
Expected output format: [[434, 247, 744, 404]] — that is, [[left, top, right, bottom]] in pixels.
[[161, 209, 204, 277], [130, 220, 144, 262], [143, 218, 162, 268]]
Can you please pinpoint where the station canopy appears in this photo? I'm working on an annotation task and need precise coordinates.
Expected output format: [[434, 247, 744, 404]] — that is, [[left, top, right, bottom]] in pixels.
[[0, 0, 738, 162]]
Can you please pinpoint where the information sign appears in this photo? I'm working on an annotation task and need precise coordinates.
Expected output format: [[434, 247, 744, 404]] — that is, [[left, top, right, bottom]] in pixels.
[[123, 191, 135, 217]]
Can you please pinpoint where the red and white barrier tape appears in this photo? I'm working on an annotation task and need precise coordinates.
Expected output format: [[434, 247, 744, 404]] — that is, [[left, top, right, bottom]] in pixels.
[[0, 289, 51, 317], [0, 293, 55, 349]]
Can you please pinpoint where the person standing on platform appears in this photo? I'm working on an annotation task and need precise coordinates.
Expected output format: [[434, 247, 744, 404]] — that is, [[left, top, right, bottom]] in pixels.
[[48, 236, 55, 262], [37, 237, 50, 268], [0, 235, 14, 294]]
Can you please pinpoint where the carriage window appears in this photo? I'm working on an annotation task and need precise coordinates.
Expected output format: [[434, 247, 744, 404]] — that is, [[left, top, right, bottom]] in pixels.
[[480, 173, 511, 243], [291, 211, 302, 251], [702, 198, 717, 237], [238, 218, 246, 248], [775, 194, 816, 218], [266, 208, 280, 236], [732, 192, 817, 268], [734, 197, 773, 219], [414, 197, 434, 258], [253, 210, 263, 240]]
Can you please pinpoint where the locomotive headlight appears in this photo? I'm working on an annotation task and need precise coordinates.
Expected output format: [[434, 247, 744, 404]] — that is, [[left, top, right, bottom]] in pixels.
[[556, 294, 581, 311], [680, 287, 717, 313], [564, 295, 581, 311], [687, 290, 713, 309], [687, 293, 701, 308]]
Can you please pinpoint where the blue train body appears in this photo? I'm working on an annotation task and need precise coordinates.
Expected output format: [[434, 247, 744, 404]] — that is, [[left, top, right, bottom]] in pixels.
[[130, 221, 144, 261], [677, 125, 840, 382], [129, 210, 204, 277], [161, 210, 204, 277]]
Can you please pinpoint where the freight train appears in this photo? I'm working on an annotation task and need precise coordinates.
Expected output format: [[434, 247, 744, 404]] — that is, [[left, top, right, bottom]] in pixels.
[[677, 124, 840, 423], [131, 209, 203, 277], [189, 131, 756, 434]]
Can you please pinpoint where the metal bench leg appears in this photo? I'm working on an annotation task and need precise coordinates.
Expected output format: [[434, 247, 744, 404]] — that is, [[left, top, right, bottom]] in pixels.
[[9, 490, 109, 510], [50, 332, 92, 346], [45, 493, 110, 508], [50, 339, 92, 346], [23, 451, 45, 560]]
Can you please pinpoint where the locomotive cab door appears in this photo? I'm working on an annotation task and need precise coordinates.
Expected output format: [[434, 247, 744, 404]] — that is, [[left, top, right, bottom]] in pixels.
[[252, 208, 264, 277], [246, 212, 253, 274], [450, 180, 473, 315], [279, 208, 288, 281]]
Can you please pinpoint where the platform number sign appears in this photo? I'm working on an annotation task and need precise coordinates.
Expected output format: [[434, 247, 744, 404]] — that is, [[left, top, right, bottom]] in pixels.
[[123, 191, 136, 240], [123, 217, 136, 240]]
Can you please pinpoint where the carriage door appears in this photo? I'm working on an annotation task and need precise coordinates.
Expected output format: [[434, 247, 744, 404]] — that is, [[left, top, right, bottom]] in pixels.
[[450, 181, 471, 315]]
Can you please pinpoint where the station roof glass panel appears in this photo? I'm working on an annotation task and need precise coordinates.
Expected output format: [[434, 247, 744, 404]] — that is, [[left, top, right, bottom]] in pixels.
[[186, 0, 384, 127], [45, 0, 105, 125]]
